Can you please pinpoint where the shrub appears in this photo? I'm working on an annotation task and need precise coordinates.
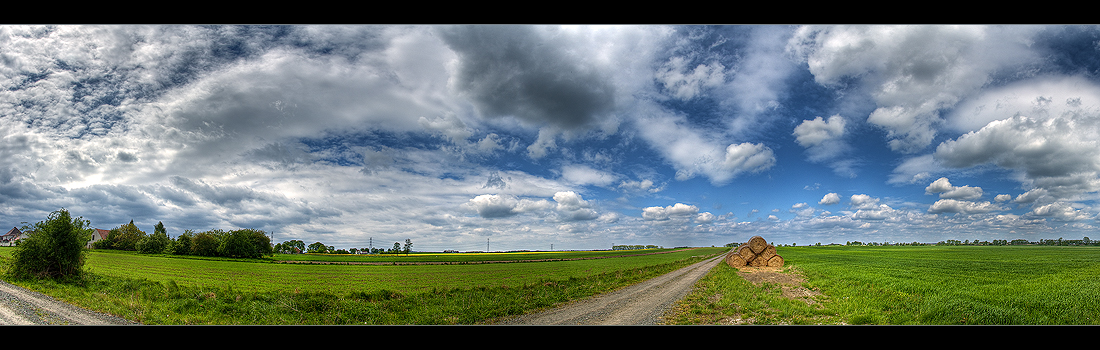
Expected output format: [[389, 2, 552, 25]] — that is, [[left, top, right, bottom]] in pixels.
[[138, 221, 171, 254], [191, 231, 220, 257], [172, 230, 193, 255], [217, 229, 272, 258], [110, 221, 146, 251], [8, 209, 93, 280]]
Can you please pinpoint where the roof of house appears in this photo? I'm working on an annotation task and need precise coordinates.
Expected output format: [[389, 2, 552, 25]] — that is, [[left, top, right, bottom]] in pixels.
[[3, 227, 21, 238], [94, 229, 110, 239]]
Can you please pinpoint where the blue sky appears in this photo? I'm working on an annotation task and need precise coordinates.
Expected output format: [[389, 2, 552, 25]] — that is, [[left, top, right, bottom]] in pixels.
[[3, 25, 1100, 251]]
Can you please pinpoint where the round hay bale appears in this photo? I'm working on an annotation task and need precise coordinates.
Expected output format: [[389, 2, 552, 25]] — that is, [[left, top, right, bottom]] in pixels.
[[767, 255, 784, 267], [726, 253, 746, 267], [737, 245, 756, 262], [757, 248, 775, 262], [749, 255, 767, 267], [748, 236, 768, 253]]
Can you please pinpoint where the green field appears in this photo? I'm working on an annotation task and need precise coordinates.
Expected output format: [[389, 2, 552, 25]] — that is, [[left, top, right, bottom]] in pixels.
[[669, 245, 1100, 325], [0, 247, 725, 324]]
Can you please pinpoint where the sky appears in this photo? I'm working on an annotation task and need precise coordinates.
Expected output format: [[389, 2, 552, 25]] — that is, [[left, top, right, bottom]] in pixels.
[[3, 25, 1100, 251]]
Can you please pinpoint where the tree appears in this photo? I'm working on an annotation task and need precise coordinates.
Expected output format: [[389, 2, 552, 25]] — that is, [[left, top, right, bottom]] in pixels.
[[138, 221, 171, 254], [109, 220, 146, 251], [392, 242, 401, 254], [172, 230, 194, 255], [191, 231, 220, 257], [307, 241, 329, 254], [218, 229, 271, 258], [403, 239, 413, 256], [9, 209, 93, 280]]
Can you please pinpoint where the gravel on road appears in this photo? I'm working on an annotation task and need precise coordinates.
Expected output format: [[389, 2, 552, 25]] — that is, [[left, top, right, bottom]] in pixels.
[[496, 253, 726, 325], [0, 279, 137, 325]]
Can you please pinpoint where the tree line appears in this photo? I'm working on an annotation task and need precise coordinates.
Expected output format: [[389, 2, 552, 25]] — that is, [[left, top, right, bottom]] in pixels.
[[275, 239, 413, 255], [91, 220, 272, 259]]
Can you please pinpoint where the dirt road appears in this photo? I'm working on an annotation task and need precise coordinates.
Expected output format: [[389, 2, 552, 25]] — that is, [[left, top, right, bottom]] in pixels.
[[0, 280, 135, 325], [497, 253, 726, 325]]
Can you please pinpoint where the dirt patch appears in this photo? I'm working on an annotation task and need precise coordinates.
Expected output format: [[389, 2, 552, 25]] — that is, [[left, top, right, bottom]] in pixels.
[[735, 266, 823, 304]]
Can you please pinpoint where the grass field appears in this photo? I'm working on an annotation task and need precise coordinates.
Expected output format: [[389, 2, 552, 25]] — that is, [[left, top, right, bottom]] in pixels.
[[0, 247, 726, 324], [667, 245, 1100, 325]]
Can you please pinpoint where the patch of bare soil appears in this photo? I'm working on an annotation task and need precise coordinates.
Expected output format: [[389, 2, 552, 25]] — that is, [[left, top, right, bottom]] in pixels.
[[735, 266, 823, 305]]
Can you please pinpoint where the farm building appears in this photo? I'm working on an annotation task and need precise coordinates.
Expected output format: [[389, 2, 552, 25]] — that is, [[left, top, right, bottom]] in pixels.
[[1, 227, 24, 246], [87, 229, 111, 249]]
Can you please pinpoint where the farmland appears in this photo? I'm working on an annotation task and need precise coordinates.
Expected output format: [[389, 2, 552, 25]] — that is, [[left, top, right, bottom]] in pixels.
[[667, 245, 1100, 325], [0, 247, 726, 324]]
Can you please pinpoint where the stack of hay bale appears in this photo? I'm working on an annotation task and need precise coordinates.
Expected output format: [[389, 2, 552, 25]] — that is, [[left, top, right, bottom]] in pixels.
[[726, 235, 784, 268]]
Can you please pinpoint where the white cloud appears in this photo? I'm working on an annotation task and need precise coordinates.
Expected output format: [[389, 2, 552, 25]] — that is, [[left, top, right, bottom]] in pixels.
[[561, 165, 617, 187], [789, 25, 1044, 153], [1027, 202, 1093, 221], [928, 199, 1002, 214], [819, 193, 841, 205], [695, 212, 717, 224], [656, 57, 725, 100], [553, 191, 599, 221], [642, 203, 699, 221], [849, 194, 880, 210], [995, 194, 1012, 202], [924, 177, 983, 200]]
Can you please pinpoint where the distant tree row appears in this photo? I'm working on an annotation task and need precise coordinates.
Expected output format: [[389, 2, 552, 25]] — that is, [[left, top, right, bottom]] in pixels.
[[284, 239, 413, 255], [93, 222, 272, 259], [613, 244, 658, 250]]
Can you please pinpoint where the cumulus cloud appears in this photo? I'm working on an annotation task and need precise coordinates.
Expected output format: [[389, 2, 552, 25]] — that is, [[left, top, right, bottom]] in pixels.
[[934, 115, 1100, 201], [695, 212, 717, 224], [793, 115, 848, 162], [642, 203, 699, 221], [924, 177, 984, 200], [552, 191, 599, 221], [633, 108, 776, 185], [849, 194, 881, 210], [819, 193, 841, 205], [1027, 201, 1093, 221], [789, 25, 1044, 153], [928, 199, 1002, 214]]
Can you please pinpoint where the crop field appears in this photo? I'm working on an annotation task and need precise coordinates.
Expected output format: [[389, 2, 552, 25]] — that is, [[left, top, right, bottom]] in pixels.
[[77, 248, 712, 294], [271, 248, 680, 264], [0, 247, 726, 324], [670, 245, 1100, 325]]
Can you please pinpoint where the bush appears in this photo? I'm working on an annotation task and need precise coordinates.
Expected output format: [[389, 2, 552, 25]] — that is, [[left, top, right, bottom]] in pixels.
[[138, 221, 170, 254], [8, 209, 93, 280], [191, 231, 220, 257], [172, 230, 193, 255], [217, 229, 272, 258], [110, 221, 146, 251]]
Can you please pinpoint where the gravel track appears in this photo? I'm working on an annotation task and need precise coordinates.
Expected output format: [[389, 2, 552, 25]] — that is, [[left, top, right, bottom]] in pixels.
[[497, 253, 726, 325], [0, 280, 136, 325]]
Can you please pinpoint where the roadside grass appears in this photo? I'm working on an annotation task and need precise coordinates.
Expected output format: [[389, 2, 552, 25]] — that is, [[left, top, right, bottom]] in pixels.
[[666, 245, 1100, 325], [0, 247, 725, 324], [662, 263, 841, 325]]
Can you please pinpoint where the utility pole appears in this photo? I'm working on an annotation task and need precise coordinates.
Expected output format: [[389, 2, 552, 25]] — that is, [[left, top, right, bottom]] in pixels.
[[487, 238, 489, 252]]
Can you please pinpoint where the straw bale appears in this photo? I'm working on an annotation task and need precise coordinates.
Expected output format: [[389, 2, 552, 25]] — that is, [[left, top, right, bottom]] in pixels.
[[767, 255, 784, 267], [737, 245, 756, 261], [726, 253, 746, 267], [747, 236, 768, 253]]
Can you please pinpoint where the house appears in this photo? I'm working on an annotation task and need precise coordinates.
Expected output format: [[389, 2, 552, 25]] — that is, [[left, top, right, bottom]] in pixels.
[[1, 227, 24, 246], [87, 229, 110, 249]]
